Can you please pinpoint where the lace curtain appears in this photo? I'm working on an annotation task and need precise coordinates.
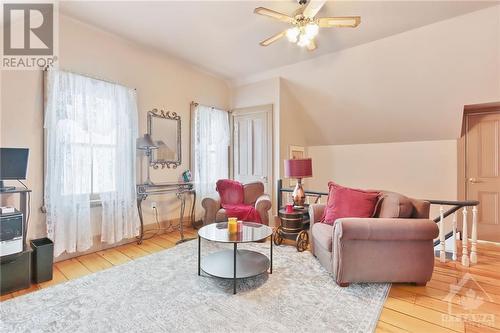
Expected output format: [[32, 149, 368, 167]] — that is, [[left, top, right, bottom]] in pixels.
[[44, 70, 139, 256], [193, 105, 230, 205]]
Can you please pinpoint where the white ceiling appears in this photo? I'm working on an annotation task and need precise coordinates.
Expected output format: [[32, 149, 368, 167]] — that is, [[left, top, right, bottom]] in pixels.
[[60, 1, 495, 80]]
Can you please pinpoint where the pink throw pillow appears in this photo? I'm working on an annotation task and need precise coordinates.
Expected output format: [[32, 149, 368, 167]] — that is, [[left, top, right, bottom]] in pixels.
[[321, 182, 380, 225], [216, 179, 244, 205]]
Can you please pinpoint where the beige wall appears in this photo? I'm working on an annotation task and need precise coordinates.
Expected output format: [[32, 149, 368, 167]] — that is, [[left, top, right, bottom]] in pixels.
[[1, 15, 230, 250], [307, 140, 457, 219]]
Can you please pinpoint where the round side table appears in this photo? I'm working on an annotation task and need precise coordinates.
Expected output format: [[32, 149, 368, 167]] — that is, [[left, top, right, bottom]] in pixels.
[[275, 207, 310, 252]]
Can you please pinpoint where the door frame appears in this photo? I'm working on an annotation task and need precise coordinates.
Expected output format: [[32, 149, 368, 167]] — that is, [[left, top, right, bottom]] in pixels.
[[230, 104, 274, 192], [457, 102, 500, 202]]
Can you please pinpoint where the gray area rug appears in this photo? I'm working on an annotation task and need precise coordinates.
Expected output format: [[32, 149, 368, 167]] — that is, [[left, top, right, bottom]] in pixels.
[[0, 240, 389, 333]]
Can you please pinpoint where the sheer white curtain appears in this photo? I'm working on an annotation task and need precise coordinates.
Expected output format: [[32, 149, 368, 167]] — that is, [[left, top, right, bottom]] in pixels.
[[193, 105, 230, 203], [45, 70, 139, 256]]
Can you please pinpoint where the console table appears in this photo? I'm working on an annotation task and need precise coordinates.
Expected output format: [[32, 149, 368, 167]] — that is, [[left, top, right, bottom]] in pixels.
[[136, 182, 196, 245]]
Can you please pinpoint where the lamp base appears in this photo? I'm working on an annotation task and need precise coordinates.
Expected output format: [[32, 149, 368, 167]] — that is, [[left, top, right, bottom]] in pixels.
[[292, 178, 306, 207]]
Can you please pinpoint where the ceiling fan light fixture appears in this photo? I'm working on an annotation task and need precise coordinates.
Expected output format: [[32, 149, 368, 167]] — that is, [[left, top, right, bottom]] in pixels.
[[297, 33, 311, 47], [304, 23, 319, 39], [286, 27, 300, 43]]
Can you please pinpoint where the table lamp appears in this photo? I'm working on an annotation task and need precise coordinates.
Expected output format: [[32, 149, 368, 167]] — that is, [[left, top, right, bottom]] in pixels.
[[136, 134, 158, 185], [284, 158, 312, 208]]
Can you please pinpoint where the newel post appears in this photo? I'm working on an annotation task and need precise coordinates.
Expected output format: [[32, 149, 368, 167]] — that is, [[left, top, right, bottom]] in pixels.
[[439, 205, 446, 262], [470, 206, 478, 264], [462, 207, 470, 267]]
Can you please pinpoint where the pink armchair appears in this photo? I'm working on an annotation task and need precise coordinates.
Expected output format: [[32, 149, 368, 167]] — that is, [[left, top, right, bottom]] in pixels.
[[201, 181, 271, 226]]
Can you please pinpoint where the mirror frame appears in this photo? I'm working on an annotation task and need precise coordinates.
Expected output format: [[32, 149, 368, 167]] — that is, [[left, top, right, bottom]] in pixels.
[[147, 108, 181, 169]]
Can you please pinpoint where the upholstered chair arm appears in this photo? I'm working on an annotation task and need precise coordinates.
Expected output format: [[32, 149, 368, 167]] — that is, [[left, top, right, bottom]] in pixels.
[[334, 218, 438, 241], [255, 194, 272, 226], [201, 197, 221, 226], [332, 217, 438, 286], [308, 204, 326, 227]]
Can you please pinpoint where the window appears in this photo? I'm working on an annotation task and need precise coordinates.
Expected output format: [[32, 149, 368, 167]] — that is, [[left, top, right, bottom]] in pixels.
[[58, 97, 118, 196], [45, 69, 139, 255], [192, 104, 230, 199]]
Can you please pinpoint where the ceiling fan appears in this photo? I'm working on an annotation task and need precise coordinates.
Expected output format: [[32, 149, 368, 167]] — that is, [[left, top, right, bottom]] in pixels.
[[254, 0, 361, 51]]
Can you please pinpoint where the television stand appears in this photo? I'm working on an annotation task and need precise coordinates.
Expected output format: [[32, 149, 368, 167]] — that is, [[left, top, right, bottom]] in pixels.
[[0, 181, 16, 192]]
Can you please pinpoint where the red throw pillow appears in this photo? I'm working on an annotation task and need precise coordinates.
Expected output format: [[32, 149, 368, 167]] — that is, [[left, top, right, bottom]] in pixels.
[[216, 179, 244, 205], [321, 182, 380, 225]]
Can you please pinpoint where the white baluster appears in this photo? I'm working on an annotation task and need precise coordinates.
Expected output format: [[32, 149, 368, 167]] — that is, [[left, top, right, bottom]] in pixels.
[[470, 206, 478, 264], [462, 207, 470, 267], [439, 205, 446, 262], [452, 212, 457, 261]]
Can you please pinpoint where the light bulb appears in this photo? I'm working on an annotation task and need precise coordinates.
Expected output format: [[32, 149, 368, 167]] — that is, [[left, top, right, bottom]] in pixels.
[[286, 27, 300, 43], [297, 33, 311, 47], [304, 23, 319, 39]]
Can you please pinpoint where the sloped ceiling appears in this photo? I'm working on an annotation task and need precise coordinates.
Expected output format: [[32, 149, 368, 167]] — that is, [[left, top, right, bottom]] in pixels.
[[59, 1, 495, 79], [59, 1, 499, 146], [236, 5, 500, 145]]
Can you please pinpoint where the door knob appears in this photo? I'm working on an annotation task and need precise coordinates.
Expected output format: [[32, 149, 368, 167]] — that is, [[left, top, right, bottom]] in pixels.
[[468, 178, 480, 184]]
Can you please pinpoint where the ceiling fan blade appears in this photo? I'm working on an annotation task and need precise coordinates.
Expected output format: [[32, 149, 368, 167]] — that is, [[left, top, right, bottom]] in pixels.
[[306, 40, 317, 51], [318, 16, 361, 28], [303, 0, 326, 19], [254, 7, 294, 24], [259, 31, 286, 46]]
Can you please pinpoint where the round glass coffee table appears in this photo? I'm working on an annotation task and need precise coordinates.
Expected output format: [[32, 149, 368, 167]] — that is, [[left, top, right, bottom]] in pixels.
[[197, 222, 273, 294]]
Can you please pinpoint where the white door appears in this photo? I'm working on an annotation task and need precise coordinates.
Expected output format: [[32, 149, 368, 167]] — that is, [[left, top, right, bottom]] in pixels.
[[232, 105, 273, 193]]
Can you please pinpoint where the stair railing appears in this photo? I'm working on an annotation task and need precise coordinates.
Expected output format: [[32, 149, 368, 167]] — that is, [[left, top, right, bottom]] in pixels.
[[428, 199, 479, 267]]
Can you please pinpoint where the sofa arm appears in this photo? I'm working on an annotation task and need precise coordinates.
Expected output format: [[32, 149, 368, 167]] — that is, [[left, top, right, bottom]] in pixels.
[[308, 204, 326, 226], [255, 194, 271, 225], [335, 218, 439, 241], [201, 197, 221, 225]]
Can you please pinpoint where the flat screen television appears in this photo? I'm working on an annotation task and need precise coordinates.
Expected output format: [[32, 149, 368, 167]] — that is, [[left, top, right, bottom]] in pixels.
[[0, 148, 29, 191]]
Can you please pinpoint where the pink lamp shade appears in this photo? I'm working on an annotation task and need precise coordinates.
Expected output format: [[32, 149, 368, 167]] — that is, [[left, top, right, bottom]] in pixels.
[[284, 158, 313, 179]]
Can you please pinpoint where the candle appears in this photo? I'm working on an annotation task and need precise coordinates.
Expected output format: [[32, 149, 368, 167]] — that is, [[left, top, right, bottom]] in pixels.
[[228, 217, 237, 233]]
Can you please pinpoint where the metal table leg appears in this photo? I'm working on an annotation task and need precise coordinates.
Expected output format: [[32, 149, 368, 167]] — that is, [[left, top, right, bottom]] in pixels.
[[136, 197, 145, 244], [233, 242, 237, 294], [270, 233, 273, 274], [177, 191, 195, 245], [198, 236, 201, 276]]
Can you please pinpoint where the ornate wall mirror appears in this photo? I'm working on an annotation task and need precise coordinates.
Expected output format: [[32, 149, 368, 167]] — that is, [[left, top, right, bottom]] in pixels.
[[147, 108, 181, 169]]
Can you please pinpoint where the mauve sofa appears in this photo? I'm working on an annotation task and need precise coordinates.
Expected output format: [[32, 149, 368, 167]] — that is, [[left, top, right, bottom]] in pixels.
[[308, 191, 439, 287]]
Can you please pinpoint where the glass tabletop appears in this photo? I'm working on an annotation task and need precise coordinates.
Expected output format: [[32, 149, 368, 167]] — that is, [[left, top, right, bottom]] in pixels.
[[198, 222, 272, 243]]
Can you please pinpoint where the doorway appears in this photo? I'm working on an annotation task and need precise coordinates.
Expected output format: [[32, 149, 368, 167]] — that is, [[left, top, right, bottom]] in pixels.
[[459, 103, 500, 242], [231, 105, 273, 194]]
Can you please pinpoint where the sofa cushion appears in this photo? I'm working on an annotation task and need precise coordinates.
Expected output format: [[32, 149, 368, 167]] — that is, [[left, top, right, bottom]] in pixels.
[[312, 223, 333, 251], [322, 182, 380, 225], [375, 191, 413, 218]]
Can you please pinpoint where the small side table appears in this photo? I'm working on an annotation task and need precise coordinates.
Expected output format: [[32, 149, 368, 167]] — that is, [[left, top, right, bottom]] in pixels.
[[275, 207, 310, 252]]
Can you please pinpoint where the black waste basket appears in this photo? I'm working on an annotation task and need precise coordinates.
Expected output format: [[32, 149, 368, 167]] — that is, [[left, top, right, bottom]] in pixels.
[[30, 238, 54, 283]]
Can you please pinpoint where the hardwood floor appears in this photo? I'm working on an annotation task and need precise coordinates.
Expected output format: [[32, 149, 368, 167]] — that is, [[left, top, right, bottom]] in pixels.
[[0, 228, 194, 301], [376, 241, 500, 333], [1, 230, 499, 333]]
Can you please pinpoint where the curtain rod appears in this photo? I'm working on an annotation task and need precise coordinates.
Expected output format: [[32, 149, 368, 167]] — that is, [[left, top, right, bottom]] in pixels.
[[43, 66, 136, 91], [191, 101, 230, 113]]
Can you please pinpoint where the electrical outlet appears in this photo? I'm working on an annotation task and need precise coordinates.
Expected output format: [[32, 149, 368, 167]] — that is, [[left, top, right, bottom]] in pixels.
[[150, 201, 157, 210]]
